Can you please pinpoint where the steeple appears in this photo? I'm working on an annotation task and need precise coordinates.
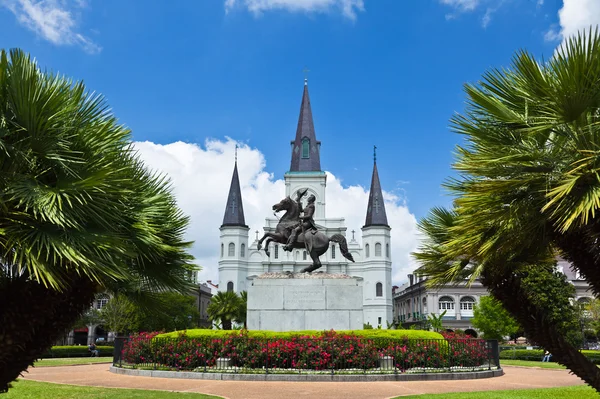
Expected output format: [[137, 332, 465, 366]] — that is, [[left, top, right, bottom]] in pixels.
[[222, 147, 247, 227], [290, 80, 321, 172], [364, 146, 389, 227]]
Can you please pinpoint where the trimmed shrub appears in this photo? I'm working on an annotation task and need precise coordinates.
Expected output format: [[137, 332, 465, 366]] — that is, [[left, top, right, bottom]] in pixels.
[[156, 329, 444, 341], [499, 349, 600, 364], [42, 345, 113, 358]]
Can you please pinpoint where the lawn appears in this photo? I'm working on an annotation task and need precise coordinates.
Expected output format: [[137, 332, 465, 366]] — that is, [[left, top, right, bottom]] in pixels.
[[5, 380, 222, 398], [500, 359, 567, 369], [393, 386, 596, 399], [33, 357, 113, 367]]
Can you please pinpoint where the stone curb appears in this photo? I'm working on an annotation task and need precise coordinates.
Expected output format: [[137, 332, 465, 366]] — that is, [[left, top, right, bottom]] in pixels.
[[110, 366, 503, 382]]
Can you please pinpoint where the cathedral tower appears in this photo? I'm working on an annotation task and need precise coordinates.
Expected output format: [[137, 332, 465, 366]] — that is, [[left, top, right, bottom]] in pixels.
[[218, 150, 250, 294], [361, 148, 393, 327]]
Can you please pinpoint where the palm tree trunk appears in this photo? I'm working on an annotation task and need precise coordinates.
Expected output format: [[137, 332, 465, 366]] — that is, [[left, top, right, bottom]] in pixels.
[[481, 271, 600, 391], [222, 319, 232, 330], [0, 276, 98, 392], [554, 228, 600, 297]]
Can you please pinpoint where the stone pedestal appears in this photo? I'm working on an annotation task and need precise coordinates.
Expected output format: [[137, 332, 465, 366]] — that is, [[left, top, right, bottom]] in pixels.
[[247, 273, 363, 331]]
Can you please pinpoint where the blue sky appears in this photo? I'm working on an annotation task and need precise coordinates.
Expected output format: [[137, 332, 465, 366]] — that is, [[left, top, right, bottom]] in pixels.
[[1, 0, 598, 283]]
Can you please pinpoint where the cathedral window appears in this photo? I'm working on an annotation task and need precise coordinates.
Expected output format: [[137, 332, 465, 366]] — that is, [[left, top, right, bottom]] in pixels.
[[303, 250, 307, 260], [302, 138, 310, 159], [221, 243, 224, 257], [228, 242, 235, 257], [460, 296, 475, 311], [386, 243, 390, 258], [438, 296, 455, 311], [240, 243, 245, 258], [375, 243, 382, 256], [331, 245, 336, 259], [274, 244, 279, 259], [96, 294, 109, 310], [365, 244, 370, 258], [227, 281, 234, 292], [376, 282, 383, 297]]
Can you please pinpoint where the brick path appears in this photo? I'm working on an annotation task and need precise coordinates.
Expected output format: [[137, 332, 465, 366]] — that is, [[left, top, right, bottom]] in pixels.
[[23, 364, 585, 399]]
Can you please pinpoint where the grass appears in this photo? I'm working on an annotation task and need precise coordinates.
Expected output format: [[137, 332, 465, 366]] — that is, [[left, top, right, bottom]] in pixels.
[[5, 380, 223, 398], [393, 386, 596, 399], [500, 359, 567, 369], [33, 357, 113, 367]]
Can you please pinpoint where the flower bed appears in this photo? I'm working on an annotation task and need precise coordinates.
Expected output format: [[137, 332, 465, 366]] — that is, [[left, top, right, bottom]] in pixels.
[[119, 330, 493, 373]]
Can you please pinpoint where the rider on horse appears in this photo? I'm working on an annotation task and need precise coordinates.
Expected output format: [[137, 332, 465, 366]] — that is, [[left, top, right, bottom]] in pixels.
[[283, 193, 317, 251]]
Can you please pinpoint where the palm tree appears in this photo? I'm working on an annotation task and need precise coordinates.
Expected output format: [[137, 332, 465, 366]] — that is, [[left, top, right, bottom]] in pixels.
[[0, 49, 195, 392], [412, 28, 600, 390], [235, 290, 248, 329], [208, 291, 241, 330]]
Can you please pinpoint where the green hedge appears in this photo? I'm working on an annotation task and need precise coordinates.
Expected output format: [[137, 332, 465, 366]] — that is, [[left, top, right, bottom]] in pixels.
[[499, 349, 600, 364], [156, 329, 444, 341], [42, 345, 113, 358]]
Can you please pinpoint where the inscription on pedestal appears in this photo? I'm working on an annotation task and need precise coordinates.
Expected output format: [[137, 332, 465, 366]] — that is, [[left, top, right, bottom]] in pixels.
[[284, 286, 325, 309]]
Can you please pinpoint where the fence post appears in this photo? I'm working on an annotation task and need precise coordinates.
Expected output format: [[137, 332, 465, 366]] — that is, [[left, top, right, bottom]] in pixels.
[[489, 340, 500, 368], [265, 339, 269, 374], [113, 337, 122, 367]]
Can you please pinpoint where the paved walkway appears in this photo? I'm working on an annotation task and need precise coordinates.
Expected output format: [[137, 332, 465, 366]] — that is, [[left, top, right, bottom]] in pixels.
[[24, 364, 585, 399]]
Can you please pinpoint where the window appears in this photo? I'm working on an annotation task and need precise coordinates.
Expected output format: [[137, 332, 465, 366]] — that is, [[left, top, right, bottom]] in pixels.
[[221, 243, 224, 257], [240, 243, 245, 258], [378, 317, 382, 325], [460, 297, 475, 311], [96, 294, 109, 310], [303, 250, 307, 260], [376, 282, 383, 297], [331, 245, 336, 259], [386, 243, 390, 258], [228, 242, 235, 257], [274, 244, 279, 259], [438, 296, 455, 311], [365, 244, 370, 258], [302, 138, 310, 158], [227, 281, 234, 292], [375, 243, 382, 256]]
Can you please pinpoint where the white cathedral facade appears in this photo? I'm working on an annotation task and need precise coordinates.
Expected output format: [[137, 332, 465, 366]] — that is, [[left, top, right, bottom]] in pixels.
[[218, 80, 394, 328]]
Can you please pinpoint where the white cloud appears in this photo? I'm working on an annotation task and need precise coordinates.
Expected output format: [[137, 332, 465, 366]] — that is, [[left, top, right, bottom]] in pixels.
[[546, 0, 600, 43], [133, 138, 419, 286], [1, 0, 101, 54], [225, 0, 365, 20], [440, 0, 479, 12]]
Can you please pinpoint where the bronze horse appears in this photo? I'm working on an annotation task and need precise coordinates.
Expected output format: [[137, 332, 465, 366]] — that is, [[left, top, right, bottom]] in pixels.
[[257, 196, 355, 273]]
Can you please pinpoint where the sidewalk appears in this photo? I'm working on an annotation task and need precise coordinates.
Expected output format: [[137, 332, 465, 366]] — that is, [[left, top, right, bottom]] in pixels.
[[24, 364, 585, 399]]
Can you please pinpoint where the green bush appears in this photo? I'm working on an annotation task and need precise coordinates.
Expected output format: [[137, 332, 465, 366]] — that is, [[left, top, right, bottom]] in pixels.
[[156, 329, 444, 341], [499, 348, 600, 364], [42, 346, 113, 358]]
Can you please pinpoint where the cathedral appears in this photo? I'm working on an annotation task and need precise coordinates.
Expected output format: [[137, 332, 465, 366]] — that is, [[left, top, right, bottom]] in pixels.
[[218, 80, 393, 328]]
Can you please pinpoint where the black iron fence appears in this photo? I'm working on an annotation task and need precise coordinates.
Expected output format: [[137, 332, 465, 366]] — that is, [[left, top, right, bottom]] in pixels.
[[113, 336, 500, 375]]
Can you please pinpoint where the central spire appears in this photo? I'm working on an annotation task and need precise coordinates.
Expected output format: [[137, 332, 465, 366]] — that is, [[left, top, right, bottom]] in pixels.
[[222, 147, 247, 228], [364, 146, 389, 228], [289, 80, 321, 172]]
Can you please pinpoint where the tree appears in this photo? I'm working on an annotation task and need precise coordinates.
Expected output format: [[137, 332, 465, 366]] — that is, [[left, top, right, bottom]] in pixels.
[[427, 310, 446, 332], [0, 49, 195, 392], [100, 295, 139, 335], [208, 291, 242, 330], [472, 297, 519, 341], [234, 291, 248, 329], [136, 292, 201, 332], [412, 29, 600, 390]]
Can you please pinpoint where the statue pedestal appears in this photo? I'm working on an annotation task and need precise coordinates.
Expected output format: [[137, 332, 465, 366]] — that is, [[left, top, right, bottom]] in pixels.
[[247, 273, 364, 331]]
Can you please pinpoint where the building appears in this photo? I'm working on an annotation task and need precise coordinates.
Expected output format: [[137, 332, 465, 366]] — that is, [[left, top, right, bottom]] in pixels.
[[194, 282, 213, 328], [392, 258, 595, 336], [218, 79, 393, 328]]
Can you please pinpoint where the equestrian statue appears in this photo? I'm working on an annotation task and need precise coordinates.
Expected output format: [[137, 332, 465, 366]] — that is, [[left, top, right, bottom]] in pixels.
[[257, 188, 355, 273]]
